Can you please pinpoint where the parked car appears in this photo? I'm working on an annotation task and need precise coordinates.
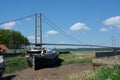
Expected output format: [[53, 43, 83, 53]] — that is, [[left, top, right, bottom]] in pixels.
[[0, 44, 8, 78], [0, 55, 4, 78]]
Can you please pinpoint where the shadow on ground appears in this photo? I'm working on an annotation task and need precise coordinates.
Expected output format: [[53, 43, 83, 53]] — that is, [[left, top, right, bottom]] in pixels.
[[35, 57, 64, 70], [1, 75, 16, 80]]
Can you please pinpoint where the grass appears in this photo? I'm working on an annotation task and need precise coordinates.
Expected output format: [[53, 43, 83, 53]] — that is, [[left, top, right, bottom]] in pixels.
[[5, 57, 28, 73], [4, 54, 94, 73], [62, 66, 120, 80], [4, 54, 120, 80], [59, 54, 120, 80], [84, 67, 120, 80], [59, 54, 94, 65]]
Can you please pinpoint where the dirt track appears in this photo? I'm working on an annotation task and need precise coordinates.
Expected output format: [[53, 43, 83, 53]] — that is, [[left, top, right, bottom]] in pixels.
[[2, 64, 92, 80]]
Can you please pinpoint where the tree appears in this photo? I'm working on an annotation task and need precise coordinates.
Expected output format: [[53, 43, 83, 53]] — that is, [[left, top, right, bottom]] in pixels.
[[0, 29, 29, 49]]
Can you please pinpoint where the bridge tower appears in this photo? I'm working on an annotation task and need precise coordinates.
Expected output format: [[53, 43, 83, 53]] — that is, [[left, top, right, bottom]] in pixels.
[[34, 13, 42, 49]]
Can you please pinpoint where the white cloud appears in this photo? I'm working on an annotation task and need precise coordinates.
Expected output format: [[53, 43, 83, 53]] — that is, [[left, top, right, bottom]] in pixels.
[[44, 34, 48, 37], [70, 22, 90, 31], [25, 18, 31, 21], [27, 35, 41, 43], [1, 21, 16, 29], [99, 27, 109, 32], [27, 36, 34, 39], [27, 35, 42, 40], [47, 30, 58, 35], [27, 36, 34, 43], [59, 41, 64, 44], [103, 16, 120, 28]]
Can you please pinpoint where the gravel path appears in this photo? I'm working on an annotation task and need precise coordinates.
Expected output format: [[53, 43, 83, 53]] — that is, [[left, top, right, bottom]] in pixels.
[[2, 64, 92, 80]]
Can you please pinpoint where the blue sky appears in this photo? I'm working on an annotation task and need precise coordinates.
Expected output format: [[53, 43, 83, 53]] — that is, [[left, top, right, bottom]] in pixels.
[[0, 0, 120, 47]]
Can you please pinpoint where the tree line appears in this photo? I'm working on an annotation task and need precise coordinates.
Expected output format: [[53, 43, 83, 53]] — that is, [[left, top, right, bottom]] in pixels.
[[0, 29, 29, 49]]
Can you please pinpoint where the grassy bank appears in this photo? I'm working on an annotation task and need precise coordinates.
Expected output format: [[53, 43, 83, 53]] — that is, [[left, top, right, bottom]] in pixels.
[[62, 66, 120, 80], [5, 57, 28, 73], [4, 54, 120, 80], [84, 67, 120, 80], [4, 54, 94, 73], [59, 54, 94, 65]]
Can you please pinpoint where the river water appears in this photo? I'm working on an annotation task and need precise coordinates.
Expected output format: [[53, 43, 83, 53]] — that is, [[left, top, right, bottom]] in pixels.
[[70, 51, 96, 54]]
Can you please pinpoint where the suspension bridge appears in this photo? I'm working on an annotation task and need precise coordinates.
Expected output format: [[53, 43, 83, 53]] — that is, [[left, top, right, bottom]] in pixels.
[[1, 13, 120, 71], [0, 13, 119, 51]]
